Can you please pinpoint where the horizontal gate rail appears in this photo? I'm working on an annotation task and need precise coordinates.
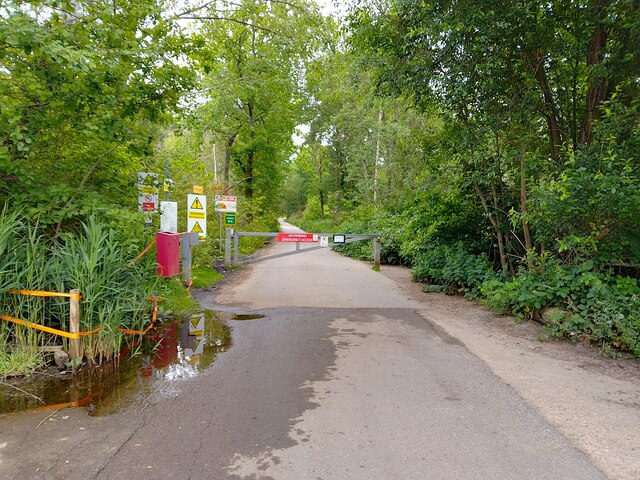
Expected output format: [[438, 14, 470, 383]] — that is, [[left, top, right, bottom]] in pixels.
[[225, 229, 381, 268]]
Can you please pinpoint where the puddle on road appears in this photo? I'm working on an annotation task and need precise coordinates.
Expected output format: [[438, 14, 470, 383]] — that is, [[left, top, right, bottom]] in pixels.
[[231, 313, 265, 321], [0, 310, 232, 416]]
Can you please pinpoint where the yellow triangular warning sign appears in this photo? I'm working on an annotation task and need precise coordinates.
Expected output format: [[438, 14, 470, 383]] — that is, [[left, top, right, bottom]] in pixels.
[[194, 339, 201, 350], [190, 197, 204, 210], [191, 221, 203, 233], [190, 318, 200, 328], [142, 174, 155, 186]]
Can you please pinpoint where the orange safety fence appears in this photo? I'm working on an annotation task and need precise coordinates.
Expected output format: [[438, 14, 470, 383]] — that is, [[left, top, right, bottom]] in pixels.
[[2, 291, 160, 338], [127, 238, 157, 266], [27, 393, 96, 413], [0, 314, 83, 340], [7, 289, 82, 300]]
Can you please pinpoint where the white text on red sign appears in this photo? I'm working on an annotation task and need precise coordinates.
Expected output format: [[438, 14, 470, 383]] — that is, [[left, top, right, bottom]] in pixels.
[[277, 233, 318, 243]]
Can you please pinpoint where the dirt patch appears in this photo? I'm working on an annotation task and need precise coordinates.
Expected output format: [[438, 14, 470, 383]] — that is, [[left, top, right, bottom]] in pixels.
[[379, 264, 640, 480]]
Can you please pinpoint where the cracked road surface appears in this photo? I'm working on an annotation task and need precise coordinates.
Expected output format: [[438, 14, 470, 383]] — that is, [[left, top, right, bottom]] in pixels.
[[0, 221, 611, 479]]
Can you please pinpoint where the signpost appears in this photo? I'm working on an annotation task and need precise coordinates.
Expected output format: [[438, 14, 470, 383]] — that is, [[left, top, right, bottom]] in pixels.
[[276, 233, 318, 243], [187, 194, 207, 240], [138, 172, 159, 212], [216, 195, 238, 251], [224, 212, 236, 225], [138, 172, 159, 224], [215, 195, 237, 213]]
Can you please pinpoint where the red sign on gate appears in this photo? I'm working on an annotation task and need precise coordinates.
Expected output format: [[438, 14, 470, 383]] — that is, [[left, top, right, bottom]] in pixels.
[[277, 233, 318, 243]]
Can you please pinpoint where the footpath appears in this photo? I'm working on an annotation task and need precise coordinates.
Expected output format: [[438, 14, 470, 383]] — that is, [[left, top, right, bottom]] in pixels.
[[380, 265, 640, 480]]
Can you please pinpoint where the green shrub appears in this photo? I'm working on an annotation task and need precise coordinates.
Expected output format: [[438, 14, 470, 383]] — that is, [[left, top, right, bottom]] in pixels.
[[411, 244, 494, 295], [481, 254, 640, 355]]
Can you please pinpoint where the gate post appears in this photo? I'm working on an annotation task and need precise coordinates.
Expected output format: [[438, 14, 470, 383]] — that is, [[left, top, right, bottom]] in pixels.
[[374, 236, 381, 270], [233, 231, 239, 265], [224, 228, 232, 267]]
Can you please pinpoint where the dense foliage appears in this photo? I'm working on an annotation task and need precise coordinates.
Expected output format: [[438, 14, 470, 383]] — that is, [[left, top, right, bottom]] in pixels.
[[1, 0, 638, 363], [0, 211, 158, 369], [287, 0, 639, 355]]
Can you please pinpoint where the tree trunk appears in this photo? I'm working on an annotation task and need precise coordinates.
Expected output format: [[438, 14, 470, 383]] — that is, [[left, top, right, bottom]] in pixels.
[[374, 108, 384, 206], [519, 143, 533, 255], [224, 132, 236, 186], [490, 183, 509, 273], [579, 0, 611, 144], [522, 49, 564, 162], [319, 189, 325, 219], [475, 183, 509, 273], [244, 102, 255, 200]]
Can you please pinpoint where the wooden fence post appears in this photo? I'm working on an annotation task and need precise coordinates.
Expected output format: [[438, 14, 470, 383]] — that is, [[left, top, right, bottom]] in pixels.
[[69, 289, 81, 361]]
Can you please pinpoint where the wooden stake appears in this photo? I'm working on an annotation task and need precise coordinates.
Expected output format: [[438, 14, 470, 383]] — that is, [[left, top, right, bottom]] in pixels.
[[69, 289, 81, 361]]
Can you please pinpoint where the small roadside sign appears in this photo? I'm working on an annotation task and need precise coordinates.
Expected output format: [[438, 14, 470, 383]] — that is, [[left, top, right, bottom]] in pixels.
[[160, 201, 178, 233], [193, 185, 204, 194], [187, 194, 207, 239], [215, 195, 237, 213], [224, 212, 236, 225], [137, 172, 159, 213]]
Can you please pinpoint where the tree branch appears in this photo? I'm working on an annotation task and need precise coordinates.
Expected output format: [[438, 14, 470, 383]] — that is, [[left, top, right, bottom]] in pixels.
[[54, 143, 121, 234], [178, 16, 273, 32]]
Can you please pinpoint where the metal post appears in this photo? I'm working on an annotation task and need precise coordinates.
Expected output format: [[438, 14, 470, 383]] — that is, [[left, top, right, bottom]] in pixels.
[[164, 158, 170, 201], [296, 242, 300, 252], [224, 228, 232, 267], [219, 212, 223, 253], [181, 232, 199, 284], [69, 289, 81, 361], [374, 237, 381, 270], [233, 231, 239, 265]]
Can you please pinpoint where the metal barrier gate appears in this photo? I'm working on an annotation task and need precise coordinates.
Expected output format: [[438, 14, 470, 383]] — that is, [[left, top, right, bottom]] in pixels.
[[224, 228, 381, 268]]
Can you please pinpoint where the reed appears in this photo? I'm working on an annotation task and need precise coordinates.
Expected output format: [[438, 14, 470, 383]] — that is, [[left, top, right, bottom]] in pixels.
[[1, 211, 158, 372], [0, 211, 47, 375], [51, 217, 158, 363]]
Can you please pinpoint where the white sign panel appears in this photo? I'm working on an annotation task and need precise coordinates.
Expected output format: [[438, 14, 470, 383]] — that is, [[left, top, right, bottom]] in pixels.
[[187, 194, 207, 239], [160, 201, 178, 233], [137, 172, 159, 213], [215, 195, 237, 213], [320, 236, 329, 248], [184, 313, 205, 357]]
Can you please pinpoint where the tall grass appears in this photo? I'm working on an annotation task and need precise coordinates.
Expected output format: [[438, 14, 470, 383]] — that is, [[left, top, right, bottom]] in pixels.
[[51, 217, 159, 363], [1, 212, 158, 373], [0, 206, 20, 292], [0, 210, 46, 375]]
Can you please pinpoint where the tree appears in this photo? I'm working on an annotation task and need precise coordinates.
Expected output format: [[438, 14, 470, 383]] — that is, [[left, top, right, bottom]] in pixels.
[[347, 0, 640, 266], [0, 0, 194, 231], [190, 0, 327, 221]]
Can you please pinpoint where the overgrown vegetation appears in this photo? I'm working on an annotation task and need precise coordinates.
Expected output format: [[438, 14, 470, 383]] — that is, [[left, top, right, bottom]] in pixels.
[[281, 0, 640, 357], [0, 213, 159, 374], [2, 0, 638, 362]]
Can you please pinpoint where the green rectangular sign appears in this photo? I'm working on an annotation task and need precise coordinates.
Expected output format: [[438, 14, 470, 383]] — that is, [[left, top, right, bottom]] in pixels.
[[224, 212, 236, 225]]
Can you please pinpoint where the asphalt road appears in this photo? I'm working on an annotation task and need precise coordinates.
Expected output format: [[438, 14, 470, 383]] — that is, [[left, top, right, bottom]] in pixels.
[[0, 221, 607, 479]]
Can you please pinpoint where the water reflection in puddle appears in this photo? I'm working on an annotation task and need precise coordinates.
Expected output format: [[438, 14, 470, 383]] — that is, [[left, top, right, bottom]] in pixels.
[[0, 310, 231, 416]]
